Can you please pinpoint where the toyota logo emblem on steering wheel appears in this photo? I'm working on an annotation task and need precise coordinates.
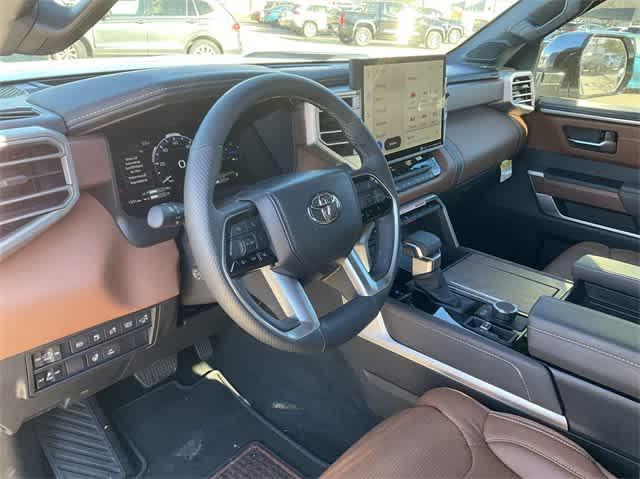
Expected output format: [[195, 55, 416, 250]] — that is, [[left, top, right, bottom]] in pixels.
[[307, 192, 342, 225]]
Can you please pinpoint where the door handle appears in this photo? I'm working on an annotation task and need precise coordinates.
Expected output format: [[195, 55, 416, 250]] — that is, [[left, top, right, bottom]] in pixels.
[[567, 131, 617, 153]]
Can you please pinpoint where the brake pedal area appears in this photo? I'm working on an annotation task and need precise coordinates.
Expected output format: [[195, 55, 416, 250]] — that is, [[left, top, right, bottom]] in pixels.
[[35, 399, 127, 479], [194, 338, 213, 361], [133, 353, 177, 388]]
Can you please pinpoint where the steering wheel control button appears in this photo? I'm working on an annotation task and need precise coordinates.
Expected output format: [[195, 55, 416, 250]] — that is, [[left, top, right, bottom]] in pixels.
[[354, 175, 393, 223], [226, 210, 277, 278]]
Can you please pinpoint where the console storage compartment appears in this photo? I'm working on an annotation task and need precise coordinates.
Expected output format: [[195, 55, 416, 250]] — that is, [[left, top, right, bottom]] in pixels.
[[528, 297, 640, 399], [443, 252, 574, 314]]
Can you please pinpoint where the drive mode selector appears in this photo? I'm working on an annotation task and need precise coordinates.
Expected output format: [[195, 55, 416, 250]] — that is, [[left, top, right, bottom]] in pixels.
[[492, 301, 518, 324]]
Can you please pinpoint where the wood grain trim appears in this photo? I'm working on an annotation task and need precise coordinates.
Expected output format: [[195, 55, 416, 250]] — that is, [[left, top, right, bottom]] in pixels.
[[530, 175, 625, 213], [526, 111, 640, 168], [0, 194, 179, 360]]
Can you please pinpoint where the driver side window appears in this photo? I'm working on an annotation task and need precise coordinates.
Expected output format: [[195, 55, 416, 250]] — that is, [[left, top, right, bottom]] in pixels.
[[534, 0, 640, 115]]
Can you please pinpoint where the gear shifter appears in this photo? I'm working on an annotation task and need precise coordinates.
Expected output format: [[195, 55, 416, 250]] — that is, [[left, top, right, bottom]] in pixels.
[[403, 231, 460, 308]]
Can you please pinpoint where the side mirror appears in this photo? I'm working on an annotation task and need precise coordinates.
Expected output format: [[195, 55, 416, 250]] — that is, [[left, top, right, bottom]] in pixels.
[[535, 31, 636, 100]]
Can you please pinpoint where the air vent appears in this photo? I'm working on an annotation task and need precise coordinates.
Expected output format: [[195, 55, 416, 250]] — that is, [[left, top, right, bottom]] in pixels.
[[0, 86, 26, 99], [0, 107, 39, 121], [0, 127, 78, 259], [510, 72, 534, 110], [317, 93, 360, 157]]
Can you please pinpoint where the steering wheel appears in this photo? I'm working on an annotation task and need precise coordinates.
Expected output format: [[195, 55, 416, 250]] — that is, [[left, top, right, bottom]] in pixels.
[[184, 72, 399, 353]]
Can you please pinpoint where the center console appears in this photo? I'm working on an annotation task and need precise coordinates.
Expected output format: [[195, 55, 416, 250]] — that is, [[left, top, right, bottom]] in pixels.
[[390, 194, 573, 350]]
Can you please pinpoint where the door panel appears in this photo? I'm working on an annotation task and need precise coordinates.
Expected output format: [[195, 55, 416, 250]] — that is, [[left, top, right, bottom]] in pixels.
[[447, 111, 638, 271], [526, 111, 639, 168], [524, 111, 639, 241]]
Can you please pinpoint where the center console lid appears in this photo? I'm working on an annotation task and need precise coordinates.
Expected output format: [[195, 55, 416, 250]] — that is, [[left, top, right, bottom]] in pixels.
[[529, 296, 640, 399], [444, 252, 574, 315]]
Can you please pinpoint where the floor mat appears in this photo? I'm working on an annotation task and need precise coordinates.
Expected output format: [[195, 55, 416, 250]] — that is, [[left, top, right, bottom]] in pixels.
[[215, 325, 381, 463], [112, 377, 326, 478], [210, 443, 301, 479]]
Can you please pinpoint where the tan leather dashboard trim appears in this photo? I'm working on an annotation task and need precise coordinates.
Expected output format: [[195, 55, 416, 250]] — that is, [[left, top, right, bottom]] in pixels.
[[526, 111, 640, 168], [530, 175, 626, 213], [446, 107, 525, 185], [0, 193, 179, 360]]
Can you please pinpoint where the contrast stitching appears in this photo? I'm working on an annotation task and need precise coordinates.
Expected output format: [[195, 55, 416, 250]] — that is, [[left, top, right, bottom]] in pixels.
[[487, 437, 598, 479], [69, 87, 168, 123], [68, 76, 257, 124], [408, 317, 532, 400], [529, 327, 640, 369], [488, 413, 588, 458]]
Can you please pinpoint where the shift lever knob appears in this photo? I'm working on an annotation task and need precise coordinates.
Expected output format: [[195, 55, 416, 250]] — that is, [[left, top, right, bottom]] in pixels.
[[403, 231, 442, 276]]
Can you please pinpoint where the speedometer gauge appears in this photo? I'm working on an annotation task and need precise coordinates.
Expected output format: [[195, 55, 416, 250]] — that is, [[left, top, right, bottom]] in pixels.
[[152, 133, 192, 187]]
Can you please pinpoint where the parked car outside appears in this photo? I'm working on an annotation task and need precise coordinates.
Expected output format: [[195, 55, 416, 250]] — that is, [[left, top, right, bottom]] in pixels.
[[417, 7, 465, 44], [52, 0, 241, 59], [279, 4, 336, 38], [263, 4, 298, 25], [337, 1, 460, 48]]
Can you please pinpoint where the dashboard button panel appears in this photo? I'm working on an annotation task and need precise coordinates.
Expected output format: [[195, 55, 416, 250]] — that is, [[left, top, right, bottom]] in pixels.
[[27, 307, 156, 394], [390, 155, 441, 192]]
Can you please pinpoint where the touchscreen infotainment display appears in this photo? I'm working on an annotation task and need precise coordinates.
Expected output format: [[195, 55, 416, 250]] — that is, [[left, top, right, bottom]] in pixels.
[[350, 56, 446, 154]]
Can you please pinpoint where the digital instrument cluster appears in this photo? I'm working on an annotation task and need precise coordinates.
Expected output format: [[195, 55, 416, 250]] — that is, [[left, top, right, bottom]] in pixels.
[[114, 132, 243, 217]]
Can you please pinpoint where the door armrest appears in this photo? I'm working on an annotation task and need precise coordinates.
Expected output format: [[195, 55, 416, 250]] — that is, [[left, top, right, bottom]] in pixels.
[[573, 254, 640, 298]]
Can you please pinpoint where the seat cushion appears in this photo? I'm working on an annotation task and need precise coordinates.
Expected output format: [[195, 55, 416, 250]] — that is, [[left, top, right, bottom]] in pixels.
[[545, 241, 640, 280], [321, 388, 614, 479]]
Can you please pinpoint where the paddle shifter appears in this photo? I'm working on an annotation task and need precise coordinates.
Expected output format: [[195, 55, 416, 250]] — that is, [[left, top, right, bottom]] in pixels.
[[402, 231, 461, 308]]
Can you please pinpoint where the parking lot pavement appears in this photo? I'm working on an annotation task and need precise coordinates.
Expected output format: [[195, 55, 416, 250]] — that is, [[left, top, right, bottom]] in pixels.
[[240, 22, 454, 58]]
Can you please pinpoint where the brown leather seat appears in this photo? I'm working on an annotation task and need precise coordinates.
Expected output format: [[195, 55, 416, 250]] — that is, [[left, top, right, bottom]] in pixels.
[[322, 388, 614, 479], [545, 241, 640, 280]]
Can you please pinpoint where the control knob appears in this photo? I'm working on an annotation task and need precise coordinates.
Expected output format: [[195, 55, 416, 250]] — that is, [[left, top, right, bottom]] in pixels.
[[492, 301, 518, 324], [147, 202, 184, 229]]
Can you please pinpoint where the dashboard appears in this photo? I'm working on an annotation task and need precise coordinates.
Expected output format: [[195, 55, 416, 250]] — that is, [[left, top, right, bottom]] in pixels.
[[106, 104, 288, 218], [0, 60, 528, 435]]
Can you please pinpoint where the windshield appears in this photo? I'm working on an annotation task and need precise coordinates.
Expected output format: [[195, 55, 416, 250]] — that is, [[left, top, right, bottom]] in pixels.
[[2, 0, 520, 75]]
